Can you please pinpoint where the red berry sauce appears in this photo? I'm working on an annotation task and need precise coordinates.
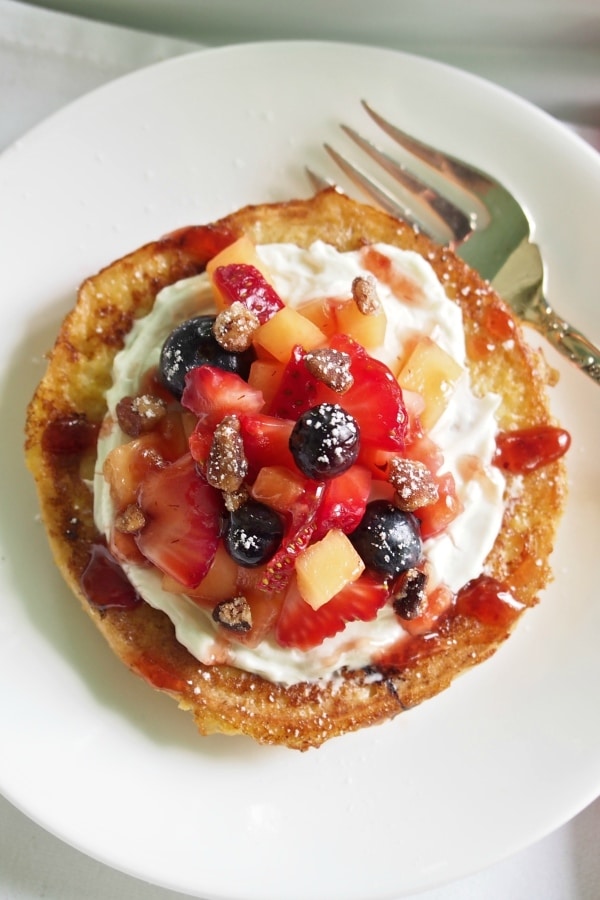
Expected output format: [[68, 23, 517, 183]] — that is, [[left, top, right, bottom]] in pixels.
[[80, 543, 141, 610], [494, 426, 571, 474], [42, 414, 99, 455]]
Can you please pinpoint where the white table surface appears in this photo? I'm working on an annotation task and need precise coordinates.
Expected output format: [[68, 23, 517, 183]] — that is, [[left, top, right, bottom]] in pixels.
[[1, 2, 599, 898]]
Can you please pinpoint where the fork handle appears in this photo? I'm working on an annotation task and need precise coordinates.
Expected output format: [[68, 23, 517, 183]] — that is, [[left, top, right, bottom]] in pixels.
[[538, 308, 600, 385]]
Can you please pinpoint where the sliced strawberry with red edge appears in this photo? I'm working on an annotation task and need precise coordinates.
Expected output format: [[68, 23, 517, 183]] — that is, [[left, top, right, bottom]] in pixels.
[[237, 412, 296, 477], [313, 464, 372, 540], [212, 264, 284, 323], [268, 344, 321, 419], [188, 425, 213, 470], [136, 454, 222, 589], [275, 573, 390, 651], [181, 365, 264, 427]]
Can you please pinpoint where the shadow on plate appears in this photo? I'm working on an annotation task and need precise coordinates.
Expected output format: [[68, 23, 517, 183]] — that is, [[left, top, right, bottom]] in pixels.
[[0, 296, 264, 762]]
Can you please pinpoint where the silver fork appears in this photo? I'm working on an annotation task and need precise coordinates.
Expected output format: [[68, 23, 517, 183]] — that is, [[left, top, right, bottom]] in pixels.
[[308, 101, 600, 385]]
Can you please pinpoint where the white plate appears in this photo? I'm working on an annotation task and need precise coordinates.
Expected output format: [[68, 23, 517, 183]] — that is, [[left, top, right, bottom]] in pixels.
[[1, 41, 599, 900]]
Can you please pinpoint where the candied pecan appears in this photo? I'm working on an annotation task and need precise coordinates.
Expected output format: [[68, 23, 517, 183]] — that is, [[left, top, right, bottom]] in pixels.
[[304, 347, 354, 393], [114, 503, 146, 534], [116, 394, 167, 437], [213, 301, 260, 352], [206, 415, 248, 492], [223, 486, 249, 512], [392, 568, 427, 620], [352, 275, 381, 315], [212, 595, 253, 632], [388, 456, 439, 511]]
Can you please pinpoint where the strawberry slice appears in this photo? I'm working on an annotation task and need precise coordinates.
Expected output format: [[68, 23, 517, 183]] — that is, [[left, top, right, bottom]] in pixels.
[[188, 424, 213, 469], [136, 454, 222, 588], [268, 344, 321, 419], [275, 573, 390, 651], [237, 412, 296, 476], [181, 365, 264, 427], [313, 464, 371, 540], [212, 264, 284, 323]]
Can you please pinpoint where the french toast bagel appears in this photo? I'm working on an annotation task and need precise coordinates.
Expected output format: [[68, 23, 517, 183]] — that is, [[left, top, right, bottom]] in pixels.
[[25, 189, 567, 750]]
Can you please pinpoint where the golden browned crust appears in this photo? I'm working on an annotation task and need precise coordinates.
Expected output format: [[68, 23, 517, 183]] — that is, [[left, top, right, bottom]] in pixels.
[[24, 189, 566, 750]]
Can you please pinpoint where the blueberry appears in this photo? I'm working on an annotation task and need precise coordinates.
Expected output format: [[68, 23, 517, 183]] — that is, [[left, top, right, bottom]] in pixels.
[[350, 500, 422, 578], [224, 500, 284, 568], [289, 403, 360, 480], [158, 314, 255, 400]]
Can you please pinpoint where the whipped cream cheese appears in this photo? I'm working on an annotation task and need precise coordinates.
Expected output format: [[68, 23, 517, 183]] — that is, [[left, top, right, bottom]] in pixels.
[[94, 241, 505, 686]]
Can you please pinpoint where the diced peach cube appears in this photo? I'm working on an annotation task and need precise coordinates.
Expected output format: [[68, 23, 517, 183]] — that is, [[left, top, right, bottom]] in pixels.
[[297, 297, 338, 336], [334, 298, 387, 349], [248, 359, 285, 406], [295, 529, 365, 611], [253, 306, 326, 362], [397, 336, 463, 431], [251, 465, 306, 513]]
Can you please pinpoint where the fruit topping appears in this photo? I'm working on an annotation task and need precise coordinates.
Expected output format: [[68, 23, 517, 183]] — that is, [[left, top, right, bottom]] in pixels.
[[115, 393, 167, 436], [212, 595, 253, 633], [224, 500, 284, 568], [205, 414, 248, 492], [387, 456, 439, 512], [136, 454, 222, 589], [211, 263, 284, 323], [313, 464, 371, 539], [397, 336, 463, 431], [269, 344, 321, 419], [159, 314, 255, 400], [349, 499, 422, 578], [238, 413, 296, 475], [100, 240, 506, 662], [251, 465, 307, 513], [289, 403, 360, 480], [415, 471, 462, 540], [212, 301, 260, 352], [304, 347, 354, 394], [181, 365, 264, 427], [163, 542, 239, 603], [205, 234, 274, 302]]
